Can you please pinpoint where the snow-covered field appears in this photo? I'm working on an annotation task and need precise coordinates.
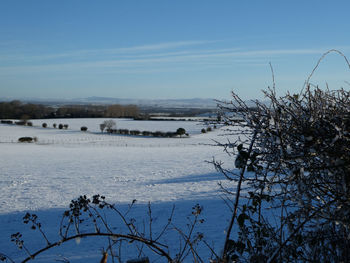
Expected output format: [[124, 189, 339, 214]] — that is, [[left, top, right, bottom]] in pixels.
[[0, 119, 238, 262]]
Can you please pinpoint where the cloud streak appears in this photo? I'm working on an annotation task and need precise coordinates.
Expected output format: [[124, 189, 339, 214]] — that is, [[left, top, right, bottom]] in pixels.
[[1, 41, 349, 76], [0, 40, 218, 62]]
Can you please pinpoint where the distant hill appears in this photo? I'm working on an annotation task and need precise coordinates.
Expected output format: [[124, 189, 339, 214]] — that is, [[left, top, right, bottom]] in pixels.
[[4, 97, 219, 109], [1, 96, 266, 110], [81, 97, 218, 108]]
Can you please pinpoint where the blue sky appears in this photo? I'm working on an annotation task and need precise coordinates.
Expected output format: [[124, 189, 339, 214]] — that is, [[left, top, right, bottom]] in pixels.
[[0, 1, 350, 100]]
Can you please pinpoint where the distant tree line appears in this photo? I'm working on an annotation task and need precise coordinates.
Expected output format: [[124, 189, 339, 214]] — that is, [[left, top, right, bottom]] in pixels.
[[0, 100, 139, 119], [105, 104, 139, 118], [0, 100, 54, 119], [140, 107, 217, 118]]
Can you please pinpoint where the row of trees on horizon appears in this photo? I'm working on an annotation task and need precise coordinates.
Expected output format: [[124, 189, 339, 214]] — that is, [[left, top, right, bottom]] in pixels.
[[0, 100, 140, 120]]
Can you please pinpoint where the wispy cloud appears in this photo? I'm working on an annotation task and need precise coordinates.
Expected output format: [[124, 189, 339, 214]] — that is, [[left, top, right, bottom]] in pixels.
[[1, 42, 349, 76], [0, 40, 218, 62], [109, 40, 218, 53]]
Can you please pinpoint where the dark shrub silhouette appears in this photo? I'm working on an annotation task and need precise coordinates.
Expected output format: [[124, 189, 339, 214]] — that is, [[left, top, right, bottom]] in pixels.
[[176, 128, 186, 137], [15, 121, 26, 125], [1, 120, 13, 124], [130, 130, 141, 135], [18, 137, 33, 143], [142, 131, 151, 136]]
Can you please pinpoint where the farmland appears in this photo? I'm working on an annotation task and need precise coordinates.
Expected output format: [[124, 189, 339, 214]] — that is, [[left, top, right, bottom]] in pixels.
[[0, 119, 236, 262]]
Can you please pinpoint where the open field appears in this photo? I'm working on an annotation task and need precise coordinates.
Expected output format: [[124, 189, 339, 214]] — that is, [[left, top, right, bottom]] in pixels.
[[0, 119, 238, 262]]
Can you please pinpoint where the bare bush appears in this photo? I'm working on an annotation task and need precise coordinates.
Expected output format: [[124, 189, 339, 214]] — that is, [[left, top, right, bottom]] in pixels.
[[100, 123, 106, 133], [103, 120, 116, 133], [213, 50, 350, 262], [5, 196, 206, 263]]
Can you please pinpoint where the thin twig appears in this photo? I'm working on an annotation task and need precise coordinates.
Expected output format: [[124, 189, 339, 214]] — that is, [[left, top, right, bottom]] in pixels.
[[21, 232, 172, 263], [222, 131, 257, 259]]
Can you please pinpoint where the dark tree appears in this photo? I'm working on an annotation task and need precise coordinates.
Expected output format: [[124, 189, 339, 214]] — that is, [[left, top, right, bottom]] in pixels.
[[176, 128, 186, 137]]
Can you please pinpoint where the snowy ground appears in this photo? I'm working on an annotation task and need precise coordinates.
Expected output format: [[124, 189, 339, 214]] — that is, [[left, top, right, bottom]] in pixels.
[[0, 120, 238, 262]]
